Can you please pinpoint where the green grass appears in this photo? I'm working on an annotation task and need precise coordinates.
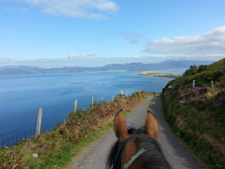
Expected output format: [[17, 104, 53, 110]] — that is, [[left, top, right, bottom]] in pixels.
[[39, 120, 114, 169], [147, 95, 155, 110], [30, 110, 132, 169], [161, 58, 225, 168]]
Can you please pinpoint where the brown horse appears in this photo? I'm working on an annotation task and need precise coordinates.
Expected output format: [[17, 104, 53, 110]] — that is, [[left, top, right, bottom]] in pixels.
[[107, 109, 172, 169]]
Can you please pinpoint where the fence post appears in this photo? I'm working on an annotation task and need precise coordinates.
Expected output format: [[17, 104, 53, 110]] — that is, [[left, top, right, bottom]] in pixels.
[[74, 99, 77, 113], [92, 95, 94, 108], [211, 80, 214, 89], [35, 108, 43, 140], [120, 90, 124, 95], [126, 92, 128, 97], [101, 96, 103, 101], [192, 80, 195, 88], [112, 95, 114, 101]]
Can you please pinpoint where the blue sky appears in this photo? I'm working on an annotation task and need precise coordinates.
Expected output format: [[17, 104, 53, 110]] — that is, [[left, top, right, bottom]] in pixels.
[[0, 0, 225, 68]]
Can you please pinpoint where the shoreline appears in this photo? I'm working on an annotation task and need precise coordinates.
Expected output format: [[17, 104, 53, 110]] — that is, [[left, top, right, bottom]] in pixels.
[[134, 71, 181, 79]]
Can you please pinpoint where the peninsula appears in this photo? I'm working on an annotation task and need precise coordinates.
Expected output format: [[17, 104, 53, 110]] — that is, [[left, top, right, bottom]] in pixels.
[[134, 72, 181, 78]]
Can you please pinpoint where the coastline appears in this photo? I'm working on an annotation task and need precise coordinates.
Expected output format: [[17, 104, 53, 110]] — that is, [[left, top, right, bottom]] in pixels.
[[134, 71, 181, 79]]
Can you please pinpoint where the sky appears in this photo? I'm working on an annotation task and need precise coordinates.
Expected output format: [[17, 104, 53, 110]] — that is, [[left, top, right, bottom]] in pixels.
[[0, 0, 225, 68]]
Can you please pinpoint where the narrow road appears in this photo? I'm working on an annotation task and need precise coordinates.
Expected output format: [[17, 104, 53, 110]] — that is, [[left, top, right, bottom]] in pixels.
[[68, 96, 208, 169]]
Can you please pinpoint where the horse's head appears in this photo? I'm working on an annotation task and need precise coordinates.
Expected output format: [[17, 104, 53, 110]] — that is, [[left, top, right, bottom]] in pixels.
[[107, 109, 171, 169]]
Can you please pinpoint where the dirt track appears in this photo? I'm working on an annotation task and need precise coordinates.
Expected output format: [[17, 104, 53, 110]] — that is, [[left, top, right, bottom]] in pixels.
[[68, 96, 209, 169]]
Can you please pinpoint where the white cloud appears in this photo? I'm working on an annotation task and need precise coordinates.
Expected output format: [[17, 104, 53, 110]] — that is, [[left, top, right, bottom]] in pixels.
[[0, 56, 151, 68], [16, 0, 118, 19], [145, 25, 225, 59], [4, 6, 28, 13], [121, 32, 142, 44], [0, 54, 218, 69], [69, 52, 96, 58]]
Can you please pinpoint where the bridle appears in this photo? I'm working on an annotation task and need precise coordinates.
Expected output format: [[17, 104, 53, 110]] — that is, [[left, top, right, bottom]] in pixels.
[[113, 135, 146, 169]]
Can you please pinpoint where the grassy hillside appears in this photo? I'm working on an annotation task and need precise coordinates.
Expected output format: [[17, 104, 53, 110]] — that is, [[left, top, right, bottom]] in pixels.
[[0, 91, 151, 169], [161, 58, 225, 169]]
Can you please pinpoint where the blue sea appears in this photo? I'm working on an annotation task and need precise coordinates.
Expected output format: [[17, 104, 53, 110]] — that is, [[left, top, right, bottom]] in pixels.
[[0, 70, 184, 146]]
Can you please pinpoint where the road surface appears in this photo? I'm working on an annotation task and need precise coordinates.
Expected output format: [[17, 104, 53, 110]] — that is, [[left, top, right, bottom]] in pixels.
[[68, 96, 208, 169]]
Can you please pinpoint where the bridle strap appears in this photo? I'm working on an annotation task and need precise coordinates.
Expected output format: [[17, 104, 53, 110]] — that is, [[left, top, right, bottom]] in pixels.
[[123, 148, 146, 169], [113, 135, 138, 169]]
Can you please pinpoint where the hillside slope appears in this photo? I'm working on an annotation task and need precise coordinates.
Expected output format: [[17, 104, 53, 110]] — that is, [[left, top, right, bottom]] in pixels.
[[161, 58, 225, 169]]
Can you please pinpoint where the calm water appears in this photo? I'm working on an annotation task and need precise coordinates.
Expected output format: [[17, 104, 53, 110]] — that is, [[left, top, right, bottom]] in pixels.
[[0, 70, 184, 146]]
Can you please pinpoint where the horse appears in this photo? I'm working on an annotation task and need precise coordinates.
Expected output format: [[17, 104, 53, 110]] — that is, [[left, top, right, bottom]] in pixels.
[[107, 109, 172, 169]]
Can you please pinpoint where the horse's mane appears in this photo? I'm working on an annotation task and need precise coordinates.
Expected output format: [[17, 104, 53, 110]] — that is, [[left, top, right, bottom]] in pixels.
[[107, 127, 172, 169]]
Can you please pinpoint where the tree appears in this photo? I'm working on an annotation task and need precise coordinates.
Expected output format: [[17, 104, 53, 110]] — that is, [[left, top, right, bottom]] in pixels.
[[198, 65, 208, 73], [183, 65, 198, 76]]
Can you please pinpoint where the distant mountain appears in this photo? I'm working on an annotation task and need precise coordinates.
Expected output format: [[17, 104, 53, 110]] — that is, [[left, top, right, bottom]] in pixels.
[[0, 60, 214, 75], [0, 66, 43, 75], [101, 60, 213, 71]]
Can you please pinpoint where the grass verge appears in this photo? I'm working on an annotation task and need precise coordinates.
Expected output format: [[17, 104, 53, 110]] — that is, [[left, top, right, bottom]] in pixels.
[[147, 95, 155, 110], [161, 59, 225, 169]]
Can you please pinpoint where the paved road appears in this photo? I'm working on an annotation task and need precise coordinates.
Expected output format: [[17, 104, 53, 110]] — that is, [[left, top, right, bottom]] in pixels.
[[68, 96, 209, 169]]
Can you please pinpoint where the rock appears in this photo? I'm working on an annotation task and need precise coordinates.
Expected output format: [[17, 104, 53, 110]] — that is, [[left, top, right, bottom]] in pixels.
[[32, 153, 38, 158], [179, 100, 186, 107]]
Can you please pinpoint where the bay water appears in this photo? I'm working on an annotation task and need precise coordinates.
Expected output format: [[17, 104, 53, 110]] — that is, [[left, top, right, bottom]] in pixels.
[[0, 70, 184, 146]]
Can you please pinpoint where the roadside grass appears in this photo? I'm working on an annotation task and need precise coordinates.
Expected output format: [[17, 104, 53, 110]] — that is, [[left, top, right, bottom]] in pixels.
[[161, 59, 225, 169], [65, 110, 131, 168], [162, 102, 225, 168], [0, 91, 152, 169], [147, 95, 155, 111], [33, 120, 115, 169]]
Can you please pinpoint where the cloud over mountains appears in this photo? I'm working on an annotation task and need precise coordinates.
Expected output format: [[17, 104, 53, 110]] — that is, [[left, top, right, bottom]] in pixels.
[[69, 53, 96, 58]]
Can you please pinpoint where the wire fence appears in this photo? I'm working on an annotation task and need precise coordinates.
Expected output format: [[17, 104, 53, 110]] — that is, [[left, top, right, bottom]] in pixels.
[[0, 89, 142, 148], [0, 109, 67, 147]]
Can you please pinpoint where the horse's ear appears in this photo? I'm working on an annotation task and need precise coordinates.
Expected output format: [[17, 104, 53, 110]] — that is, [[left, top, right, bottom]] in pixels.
[[114, 109, 130, 143], [145, 110, 158, 139]]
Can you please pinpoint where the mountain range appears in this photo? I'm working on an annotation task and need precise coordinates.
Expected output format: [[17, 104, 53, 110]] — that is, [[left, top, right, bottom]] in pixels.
[[0, 60, 213, 75]]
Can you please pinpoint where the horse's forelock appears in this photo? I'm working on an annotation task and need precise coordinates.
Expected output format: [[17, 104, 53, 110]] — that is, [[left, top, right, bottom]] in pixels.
[[128, 126, 148, 135]]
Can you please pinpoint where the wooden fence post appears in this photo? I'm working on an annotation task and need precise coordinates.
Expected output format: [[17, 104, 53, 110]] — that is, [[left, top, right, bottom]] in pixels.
[[35, 108, 43, 140], [74, 99, 77, 113], [193, 80, 195, 88], [92, 95, 94, 108], [101, 96, 103, 101], [112, 95, 113, 101], [211, 80, 214, 89]]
